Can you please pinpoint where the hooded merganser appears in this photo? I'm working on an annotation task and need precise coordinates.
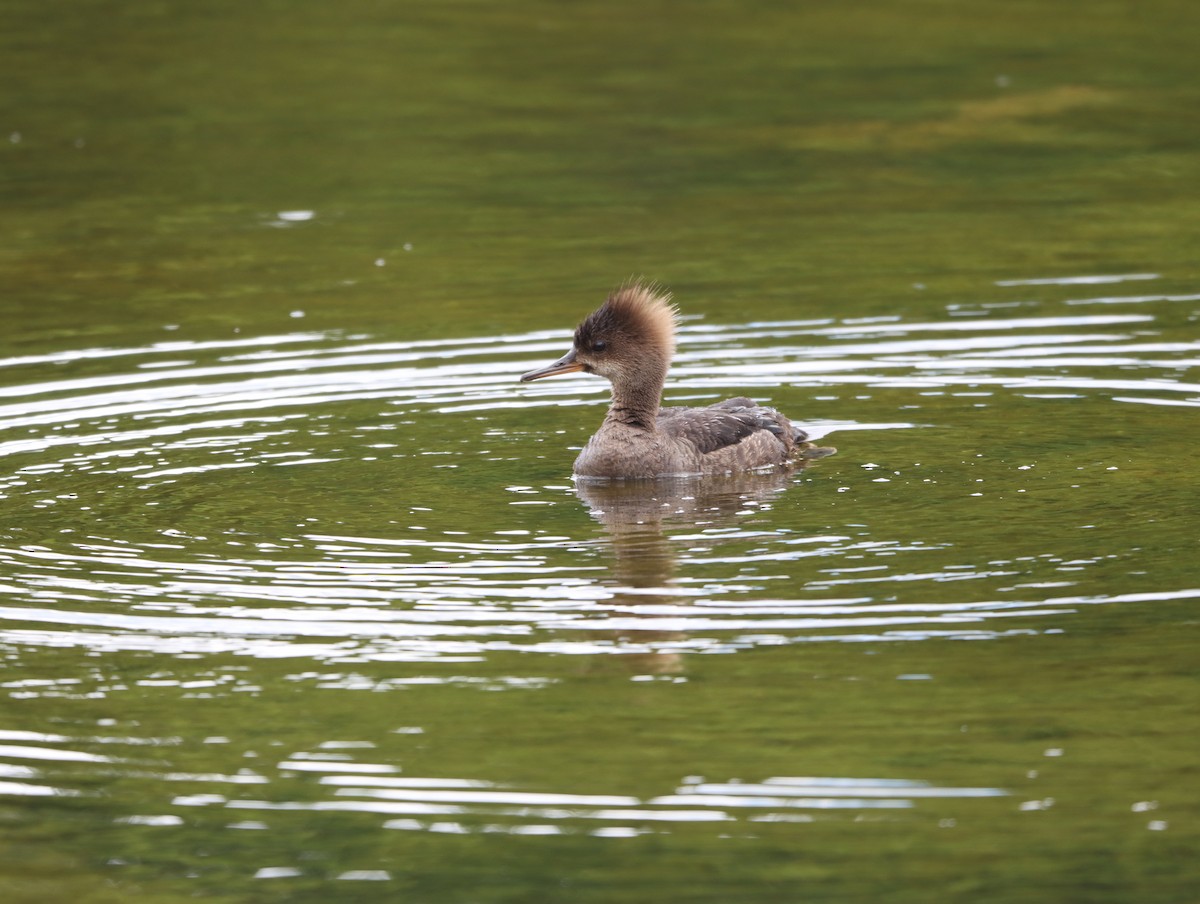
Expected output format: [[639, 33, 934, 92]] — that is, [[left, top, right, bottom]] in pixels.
[[520, 282, 835, 479]]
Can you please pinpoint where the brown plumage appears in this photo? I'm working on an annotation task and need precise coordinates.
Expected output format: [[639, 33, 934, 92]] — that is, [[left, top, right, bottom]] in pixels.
[[520, 281, 835, 479]]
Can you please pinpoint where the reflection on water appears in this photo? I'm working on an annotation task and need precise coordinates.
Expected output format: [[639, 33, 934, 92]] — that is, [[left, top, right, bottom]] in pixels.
[[6, 0, 1198, 891], [577, 471, 825, 674], [1, 285, 1197, 863], [3, 291, 1199, 667]]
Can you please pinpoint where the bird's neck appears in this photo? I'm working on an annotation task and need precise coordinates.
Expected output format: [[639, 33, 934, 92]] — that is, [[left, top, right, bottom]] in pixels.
[[605, 363, 667, 432]]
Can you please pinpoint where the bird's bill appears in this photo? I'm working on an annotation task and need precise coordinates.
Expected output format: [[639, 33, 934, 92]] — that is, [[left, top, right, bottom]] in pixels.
[[520, 348, 584, 382]]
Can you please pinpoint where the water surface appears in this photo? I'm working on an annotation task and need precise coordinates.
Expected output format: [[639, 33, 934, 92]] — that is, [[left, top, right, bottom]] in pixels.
[[2, 1, 1198, 902]]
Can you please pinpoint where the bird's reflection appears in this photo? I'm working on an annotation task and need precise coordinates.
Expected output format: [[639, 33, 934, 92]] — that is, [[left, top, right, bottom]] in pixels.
[[574, 468, 805, 675]]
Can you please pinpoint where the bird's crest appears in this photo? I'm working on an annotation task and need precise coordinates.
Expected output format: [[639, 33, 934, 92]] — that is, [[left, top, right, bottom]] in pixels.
[[575, 279, 678, 358]]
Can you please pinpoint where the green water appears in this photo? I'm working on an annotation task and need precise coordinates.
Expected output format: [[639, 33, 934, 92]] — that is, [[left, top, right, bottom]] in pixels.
[[2, 1, 1198, 902]]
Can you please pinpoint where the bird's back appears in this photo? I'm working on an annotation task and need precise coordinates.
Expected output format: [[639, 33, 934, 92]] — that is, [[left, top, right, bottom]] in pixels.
[[655, 397, 824, 474]]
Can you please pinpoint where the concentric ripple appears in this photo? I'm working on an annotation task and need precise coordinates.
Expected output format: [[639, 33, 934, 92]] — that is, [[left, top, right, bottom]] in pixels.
[[0, 728, 1011, 839], [2, 280, 1200, 666]]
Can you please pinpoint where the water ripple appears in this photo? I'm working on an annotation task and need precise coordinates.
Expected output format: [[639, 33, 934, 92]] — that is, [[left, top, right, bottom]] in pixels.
[[0, 724, 1011, 835], [218, 767, 1008, 835], [1, 291, 1197, 665]]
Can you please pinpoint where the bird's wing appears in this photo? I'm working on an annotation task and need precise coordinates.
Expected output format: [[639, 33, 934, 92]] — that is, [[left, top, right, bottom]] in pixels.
[[657, 404, 783, 455]]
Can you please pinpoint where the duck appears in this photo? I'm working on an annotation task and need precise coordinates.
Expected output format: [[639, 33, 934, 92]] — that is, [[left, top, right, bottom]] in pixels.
[[519, 281, 835, 479]]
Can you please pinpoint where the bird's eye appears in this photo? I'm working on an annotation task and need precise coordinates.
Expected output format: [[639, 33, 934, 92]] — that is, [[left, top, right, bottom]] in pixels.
[[592, 340, 607, 352]]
